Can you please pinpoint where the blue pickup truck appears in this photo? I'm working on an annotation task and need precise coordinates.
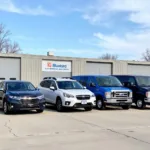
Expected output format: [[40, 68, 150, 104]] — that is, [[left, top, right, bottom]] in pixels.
[[72, 75, 132, 110]]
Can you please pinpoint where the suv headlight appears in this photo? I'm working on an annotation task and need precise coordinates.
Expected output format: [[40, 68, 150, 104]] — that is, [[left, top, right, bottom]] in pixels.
[[37, 95, 44, 99], [105, 92, 111, 98], [63, 93, 74, 98], [146, 92, 150, 98], [91, 94, 95, 97], [9, 96, 21, 100]]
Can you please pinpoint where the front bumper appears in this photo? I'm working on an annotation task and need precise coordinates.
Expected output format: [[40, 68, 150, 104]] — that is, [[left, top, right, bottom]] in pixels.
[[62, 97, 96, 108], [7, 99, 45, 111], [105, 98, 132, 106]]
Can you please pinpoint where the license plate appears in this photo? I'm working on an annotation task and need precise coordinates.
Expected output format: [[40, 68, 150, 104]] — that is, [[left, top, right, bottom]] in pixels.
[[120, 102, 125, 106], [81, 100, 87, 105]]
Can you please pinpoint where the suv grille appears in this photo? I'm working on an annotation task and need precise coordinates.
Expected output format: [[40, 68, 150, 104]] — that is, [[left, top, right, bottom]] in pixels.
[[21, 99, 39, 105], [112, 92, 129, 98], [76, 95, 90, 100]]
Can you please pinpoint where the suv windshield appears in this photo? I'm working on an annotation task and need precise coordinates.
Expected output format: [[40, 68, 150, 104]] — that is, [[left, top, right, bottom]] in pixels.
[[7, 82, 36, 91], [57, 81, 83, 90], [136, 76, 150, 87], [96, 76, 122, 87]]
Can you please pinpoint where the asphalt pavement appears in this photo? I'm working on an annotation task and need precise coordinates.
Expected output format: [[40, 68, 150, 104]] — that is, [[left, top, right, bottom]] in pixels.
[[0, 106, 150, 150]]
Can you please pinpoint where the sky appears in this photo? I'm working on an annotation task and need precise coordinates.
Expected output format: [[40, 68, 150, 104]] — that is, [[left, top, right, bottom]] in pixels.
[[0, 0, 150, 60]]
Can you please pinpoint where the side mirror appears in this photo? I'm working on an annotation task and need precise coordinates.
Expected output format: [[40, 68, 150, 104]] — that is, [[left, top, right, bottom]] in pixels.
[[50, 86, 55, 91], [83, 86, 86, 89], [90, 83, 96, 87], [131, 82, 136, 87]]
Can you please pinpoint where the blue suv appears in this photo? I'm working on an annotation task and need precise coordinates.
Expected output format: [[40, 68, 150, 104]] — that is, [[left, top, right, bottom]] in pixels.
[[72, 75, 132, 110]]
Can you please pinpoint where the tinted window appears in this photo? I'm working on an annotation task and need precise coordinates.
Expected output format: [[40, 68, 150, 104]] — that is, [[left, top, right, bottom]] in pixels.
[[79, 77, 88, 86], [116, 76, 136, 85], [96, 76, 122, 87], [88, 77, 97, 86], [44, 80, 51, 88], [57, 81, 83, 89], [6, 82, 35, 91], [40, 81, 45, 87], [136, 76, 150, 87], [50, 81, 57, 89]]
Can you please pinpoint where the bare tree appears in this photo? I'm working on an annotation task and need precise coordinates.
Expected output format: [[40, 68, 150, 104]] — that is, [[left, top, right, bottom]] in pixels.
[[142, 49, 150, 61], [99, 53, 118, 60], [0, 23, 21, 53]]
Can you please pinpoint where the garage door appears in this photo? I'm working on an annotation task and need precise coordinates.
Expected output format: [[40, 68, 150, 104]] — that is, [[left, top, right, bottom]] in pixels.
[[42, 60, 72, 79], [0, 57, 20, 81], [128, 64, 150, 75], [86, 62, 112, 75]]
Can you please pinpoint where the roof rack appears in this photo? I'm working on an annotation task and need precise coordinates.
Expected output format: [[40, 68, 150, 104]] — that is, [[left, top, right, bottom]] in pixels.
[[43, 77, 57, 80]]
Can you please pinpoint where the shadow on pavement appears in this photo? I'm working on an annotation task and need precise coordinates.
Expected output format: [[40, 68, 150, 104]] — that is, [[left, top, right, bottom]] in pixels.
[[131, 105, 150, 110], [0, 108, 42, 116], [45, 105, 85, 113]]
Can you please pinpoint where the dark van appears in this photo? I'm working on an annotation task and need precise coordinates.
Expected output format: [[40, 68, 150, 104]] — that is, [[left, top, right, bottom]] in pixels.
[[114, 75, 150, 109]]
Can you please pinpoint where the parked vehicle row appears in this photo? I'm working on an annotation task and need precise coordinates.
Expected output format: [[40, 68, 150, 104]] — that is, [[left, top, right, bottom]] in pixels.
[[0, 75, 150, 114]]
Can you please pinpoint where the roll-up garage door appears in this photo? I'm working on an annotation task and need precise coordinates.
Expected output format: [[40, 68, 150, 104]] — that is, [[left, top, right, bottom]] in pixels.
[[42, 60, 72, 79], [0, 57, 20, 81], [86, 62, 112, 75], [128, 64, 150, 75]]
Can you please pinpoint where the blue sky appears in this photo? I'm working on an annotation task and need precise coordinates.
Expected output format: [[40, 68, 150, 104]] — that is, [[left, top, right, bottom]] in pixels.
[[0, 0, 150, 60]]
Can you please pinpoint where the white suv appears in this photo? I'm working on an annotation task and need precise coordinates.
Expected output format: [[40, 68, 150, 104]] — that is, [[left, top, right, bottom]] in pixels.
[[38, 78, 96, 112]]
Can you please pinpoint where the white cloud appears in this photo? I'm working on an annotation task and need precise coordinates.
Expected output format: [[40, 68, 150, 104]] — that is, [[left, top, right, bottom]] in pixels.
[[93, 30, 150, 59], [0, 0, 53, 16], [47, 48, 102, 55], [79, 0, 150, 26]]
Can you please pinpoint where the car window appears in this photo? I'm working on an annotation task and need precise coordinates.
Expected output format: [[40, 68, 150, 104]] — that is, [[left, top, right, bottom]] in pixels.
[[79, 77, 88, 86], [116, 76, 136, 85], [6, 82, 35, 91], [40, 81, 45, 87], [88, 77, 97, 86], [44, 80, 51, 88], [50, 81, 57, 89]]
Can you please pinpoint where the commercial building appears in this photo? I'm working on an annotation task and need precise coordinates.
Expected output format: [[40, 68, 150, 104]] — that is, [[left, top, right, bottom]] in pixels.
[[0, 53, 150, 86]]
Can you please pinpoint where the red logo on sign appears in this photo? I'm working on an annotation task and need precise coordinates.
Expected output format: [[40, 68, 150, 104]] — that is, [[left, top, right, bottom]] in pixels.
[[47, 62, 52, 67]]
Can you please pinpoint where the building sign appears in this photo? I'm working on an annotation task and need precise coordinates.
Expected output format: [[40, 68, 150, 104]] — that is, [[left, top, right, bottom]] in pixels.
[[42, 60, 71, 72]]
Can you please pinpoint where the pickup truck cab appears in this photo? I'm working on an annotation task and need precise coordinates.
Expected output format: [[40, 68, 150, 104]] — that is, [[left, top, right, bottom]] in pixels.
[[72, 75, 132, 110], [114, 75, 150, 109]]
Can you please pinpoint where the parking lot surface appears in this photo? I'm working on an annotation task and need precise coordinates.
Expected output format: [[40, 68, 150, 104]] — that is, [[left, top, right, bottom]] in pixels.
[[0, 106, 150, 150]]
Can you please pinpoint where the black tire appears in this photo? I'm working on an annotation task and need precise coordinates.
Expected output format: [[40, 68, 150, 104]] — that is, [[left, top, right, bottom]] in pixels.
[[84, 106, 93, 111], [96, 99, 104, 110], [36, 109, 44, 113], [122, 105, 130, 110], [136, 99, 146, 109], [3, 101, 10, 114], [56, 99, 63, 112]]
